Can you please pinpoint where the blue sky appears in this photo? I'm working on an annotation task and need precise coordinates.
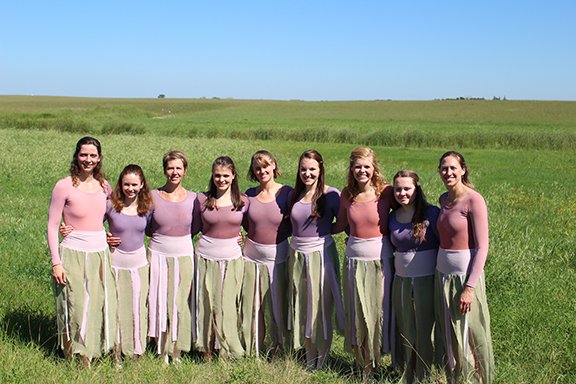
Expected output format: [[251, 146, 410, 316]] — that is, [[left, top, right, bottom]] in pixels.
[[1, 1, 574, 100]]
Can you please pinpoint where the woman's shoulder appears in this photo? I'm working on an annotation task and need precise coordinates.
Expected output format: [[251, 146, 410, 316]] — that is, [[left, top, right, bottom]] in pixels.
[[245, 186, 258, 197], [325, 185, 340, 196]]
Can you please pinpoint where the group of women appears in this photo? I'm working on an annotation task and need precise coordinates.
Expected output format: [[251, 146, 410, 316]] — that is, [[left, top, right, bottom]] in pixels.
[[48, 136, 494, 383]]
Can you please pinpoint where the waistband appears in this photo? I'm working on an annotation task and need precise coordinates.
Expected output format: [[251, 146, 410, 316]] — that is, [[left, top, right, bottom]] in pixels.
[[111, 245, 148, 269], [395, 248, 437, 277], [346, 236, 389, 261], [290, 235, 333, 253], [149, 233, 194, 256], [244, 238, 289, 264], [436, 248, 474, 276], [196, 235, 242, 261], [60, 230, 107, 252]]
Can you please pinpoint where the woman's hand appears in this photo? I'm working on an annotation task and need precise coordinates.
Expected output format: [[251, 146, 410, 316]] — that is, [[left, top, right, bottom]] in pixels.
[[106, 232, 121, 250], [59, 223, 74, 238], [52, 264, 66, 286], [459, 286, 475, 314]]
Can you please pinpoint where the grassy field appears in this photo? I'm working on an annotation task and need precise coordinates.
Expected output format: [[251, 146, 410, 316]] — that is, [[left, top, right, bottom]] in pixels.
[[0, 97, 575, 383]]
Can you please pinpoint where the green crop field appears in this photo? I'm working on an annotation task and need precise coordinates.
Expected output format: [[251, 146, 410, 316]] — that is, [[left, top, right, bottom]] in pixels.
[[0, 96, 575, 383]]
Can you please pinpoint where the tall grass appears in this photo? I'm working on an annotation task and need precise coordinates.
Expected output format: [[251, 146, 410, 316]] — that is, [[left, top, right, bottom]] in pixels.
[[1, 96, 575, 150], [0, 117, 575, 382]]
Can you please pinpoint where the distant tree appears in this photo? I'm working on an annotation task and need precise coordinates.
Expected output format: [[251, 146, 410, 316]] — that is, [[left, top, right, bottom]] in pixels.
[[158, 94, 165, 99]]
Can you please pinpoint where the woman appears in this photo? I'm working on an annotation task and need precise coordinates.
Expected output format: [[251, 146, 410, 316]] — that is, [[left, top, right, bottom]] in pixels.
[[241, 150, 292, 357], [390, 170, 440, 383], [436, 151, 494, 383], [333, 147, 394, 374], [195, 156, 248, 360], [106, 164, 153, 359], [47, 136, 116, 367], [62, 164, 153, 360], [147, 150, 196, 364], [287, 149, 344, 370]]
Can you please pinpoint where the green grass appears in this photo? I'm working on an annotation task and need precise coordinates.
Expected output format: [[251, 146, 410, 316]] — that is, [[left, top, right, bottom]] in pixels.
[[1, 96, 576, 150], [0, 96, 575, 383]]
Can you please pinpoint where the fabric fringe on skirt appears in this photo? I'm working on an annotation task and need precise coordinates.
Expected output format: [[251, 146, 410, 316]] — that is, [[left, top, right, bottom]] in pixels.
[[194, 235, 246, 358], [393, 274, 437, 382], [111, 246, 149, 356], [342, 236, 389, 368], [287, 236, 344, 351], [148, 241, 194, 355], [195, 256, 245, 358], [53, 245, 117, 359], [241, 238, 289, 357], [435, 249, 494, 383]]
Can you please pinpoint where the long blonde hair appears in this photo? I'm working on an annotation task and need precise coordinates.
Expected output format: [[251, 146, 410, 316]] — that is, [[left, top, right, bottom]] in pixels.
[[346, 147, 386, 201]]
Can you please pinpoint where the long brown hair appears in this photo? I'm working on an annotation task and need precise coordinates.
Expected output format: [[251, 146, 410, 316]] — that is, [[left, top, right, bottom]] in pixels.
[[346, 147, 386, 201], [70, 136, 106, 189], [289, 149, 326, 218], [204, 156, 244, 211], [111, 164, 153, 215], [393, 169, 429, 243], [438, 150, 475, 189]]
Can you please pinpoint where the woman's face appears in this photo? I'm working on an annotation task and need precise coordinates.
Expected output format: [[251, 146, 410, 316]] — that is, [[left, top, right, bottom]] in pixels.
[[393, 176, 416, 207], [439, 155, 465, 189], [351, 157, 374, 185], [213, 165, 235, 192], [299, 157, 321, 188], [76, 144, 100, 174], [164, 159, 186, 186], [121, 173, 143, 200], [252, 158, 276, 184]]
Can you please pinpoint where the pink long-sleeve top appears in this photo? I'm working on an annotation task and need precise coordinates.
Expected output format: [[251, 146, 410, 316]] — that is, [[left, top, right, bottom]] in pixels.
[[334, 185, 394, 237], [437, 189, 489, 288], [47, 177, 111, 265], [196, 193, 249, 239], [147, 189, 197, 237], [105, 201, 152, 252], [243, 185, 292, 245], [290, 187, 340, 238]]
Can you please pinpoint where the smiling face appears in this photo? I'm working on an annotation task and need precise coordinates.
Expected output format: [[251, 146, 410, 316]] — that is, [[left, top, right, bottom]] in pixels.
[[121, 173, 143, 201], [212, 165, 235, 192], [439, 155, 466, 189], [299, 157, 321, 189], [393, 176, 417, 207], [76, 144, 100, 175], [164, 159, 186, 186], [252, 157, 276, 184], [351, 157, 374, 186]]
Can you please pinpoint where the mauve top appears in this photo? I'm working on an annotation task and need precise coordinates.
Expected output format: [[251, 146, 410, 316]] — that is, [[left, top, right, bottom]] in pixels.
[[196, 192, 249, 239], [147, 189, 196, 237], [244, 185, 292, 244], [47, 177, 111, 265], [389, 205, 440, 252], [105, 200, 152, 252], [437, 189, 489, 288], [334, 185, 394, 238], [290, 187, 340, 238]]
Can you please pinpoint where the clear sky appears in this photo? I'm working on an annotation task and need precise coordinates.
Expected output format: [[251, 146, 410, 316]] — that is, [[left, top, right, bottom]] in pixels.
[[1, 1, 574, 100]]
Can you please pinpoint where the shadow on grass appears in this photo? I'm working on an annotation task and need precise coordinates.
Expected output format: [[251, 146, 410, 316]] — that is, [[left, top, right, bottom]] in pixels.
[[1, 309, 59, 357]]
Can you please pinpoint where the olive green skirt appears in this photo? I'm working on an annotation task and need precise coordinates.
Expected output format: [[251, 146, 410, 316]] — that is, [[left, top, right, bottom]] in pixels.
[[435, 271, 494, 383], [54, 246, 117, 359]]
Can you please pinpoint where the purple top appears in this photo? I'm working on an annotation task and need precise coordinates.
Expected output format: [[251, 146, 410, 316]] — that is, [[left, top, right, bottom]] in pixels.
[[389, 205, 440, 252], [290, 187, 340, 238], [148, 189, 197, 237], [106, 201, 152, 252], [196, 193, 249, 239], [244, 185, 292, 244]]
